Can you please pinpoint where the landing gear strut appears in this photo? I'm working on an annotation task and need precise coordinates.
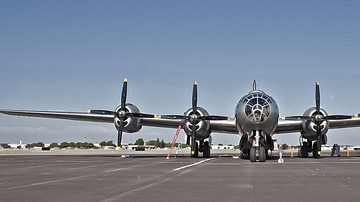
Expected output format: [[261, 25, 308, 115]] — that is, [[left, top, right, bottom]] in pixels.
[[249, 130, 267, 162]]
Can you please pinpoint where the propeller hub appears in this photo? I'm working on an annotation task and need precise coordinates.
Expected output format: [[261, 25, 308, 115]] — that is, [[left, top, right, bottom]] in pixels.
[[189, 114, 198, 123], [314, 114, 323, 122], [118, 110, 126, 119]]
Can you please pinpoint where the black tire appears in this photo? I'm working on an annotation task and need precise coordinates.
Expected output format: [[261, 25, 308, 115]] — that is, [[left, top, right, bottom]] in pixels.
[[240, 149, 249, 159], [250, 147, 256, 162], [301, 144, 308, 158], [203, 142, 210, 158], [259, 147, 266, 162], [313, 142, 319, 158]]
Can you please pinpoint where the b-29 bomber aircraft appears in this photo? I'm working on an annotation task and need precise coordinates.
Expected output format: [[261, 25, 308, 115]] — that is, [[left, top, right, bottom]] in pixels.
[[1, 79, 360, 162]]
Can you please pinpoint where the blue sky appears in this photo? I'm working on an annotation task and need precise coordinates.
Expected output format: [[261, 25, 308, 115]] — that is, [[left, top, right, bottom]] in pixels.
[[0, 0, 360, 145]]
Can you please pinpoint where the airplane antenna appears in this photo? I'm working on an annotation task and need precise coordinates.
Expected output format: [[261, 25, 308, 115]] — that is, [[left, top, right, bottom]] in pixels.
[[253, 79, 257, 91]]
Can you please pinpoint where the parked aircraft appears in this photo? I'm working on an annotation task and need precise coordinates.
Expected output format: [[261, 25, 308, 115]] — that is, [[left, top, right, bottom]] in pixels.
[[1, 79, 360, 162]]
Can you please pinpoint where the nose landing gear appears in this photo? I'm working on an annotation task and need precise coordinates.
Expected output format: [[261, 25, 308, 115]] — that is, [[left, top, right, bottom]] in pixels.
[[249, 130, 267, 162]]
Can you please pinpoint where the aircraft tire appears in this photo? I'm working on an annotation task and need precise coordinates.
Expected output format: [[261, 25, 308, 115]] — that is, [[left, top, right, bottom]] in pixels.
[[301, 144, 309, 158], [250, 147, 256, 162], [312, 142, 319, 158], [259, 147, 266, 162], [203, 141, 210, 158], [240, 149, 248, 159]]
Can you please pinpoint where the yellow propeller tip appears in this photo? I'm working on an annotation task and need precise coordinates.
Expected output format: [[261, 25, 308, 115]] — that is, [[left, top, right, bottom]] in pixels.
[[316, 81, 320, 86], [124, 78, 128, 83], [87, 109, 91, 113], [116, 146, 121, 150], [227, 117, 231, 120], [194, 81, 198, 86]]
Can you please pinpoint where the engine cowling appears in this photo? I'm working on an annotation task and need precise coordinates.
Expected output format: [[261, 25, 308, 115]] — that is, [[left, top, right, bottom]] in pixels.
[[301, 107, 329, 142], [114, 103, 142, 133], [183, 107, 211, 140]]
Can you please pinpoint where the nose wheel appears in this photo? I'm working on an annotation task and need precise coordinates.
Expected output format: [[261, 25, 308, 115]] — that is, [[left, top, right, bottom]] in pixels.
[[250, 146, 266, 162]]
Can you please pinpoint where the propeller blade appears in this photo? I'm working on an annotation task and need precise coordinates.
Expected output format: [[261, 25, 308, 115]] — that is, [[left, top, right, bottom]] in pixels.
[[325, 115, 353, 120], [121, 78, 128, 110], [284, 116, 311, 120], [191, 124, 196, 156], [317, 123, 322, 158], [117, 120, 124, 147], [192, 81, 197, 112], [315, 82, 320, 114], [199, 115, 231, 121], [127, 112, 157, 118], [88, 110, 115, 115], [157, 115, 187, 119], [191, 82, 197, 156]]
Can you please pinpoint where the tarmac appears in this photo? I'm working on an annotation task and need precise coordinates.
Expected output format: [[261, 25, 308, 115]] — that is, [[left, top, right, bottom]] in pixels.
[[1, 149, 360, 202]]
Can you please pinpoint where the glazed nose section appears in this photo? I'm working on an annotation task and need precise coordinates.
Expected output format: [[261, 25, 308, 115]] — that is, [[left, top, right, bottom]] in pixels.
[[252, 105, 263, 122], [245, 95, 271, 123]]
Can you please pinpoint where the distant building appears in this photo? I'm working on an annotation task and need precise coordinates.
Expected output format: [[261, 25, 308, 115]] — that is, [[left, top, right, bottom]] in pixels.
[[211, 145, 235, 150], [124, 145, 156, 150]]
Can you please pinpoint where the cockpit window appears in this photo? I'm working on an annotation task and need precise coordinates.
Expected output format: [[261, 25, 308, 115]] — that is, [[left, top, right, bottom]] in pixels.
[[245, 93, 271, 122]]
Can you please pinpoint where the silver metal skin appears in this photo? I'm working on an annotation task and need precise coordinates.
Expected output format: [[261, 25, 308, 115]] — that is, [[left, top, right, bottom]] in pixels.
[[235, 90, 279, 137], [183, 107, 211, 140], [301, 107, 329, 141], [235, 89, 279, 160], [2, 81, 360, 161], [114, 104, 142, 133]]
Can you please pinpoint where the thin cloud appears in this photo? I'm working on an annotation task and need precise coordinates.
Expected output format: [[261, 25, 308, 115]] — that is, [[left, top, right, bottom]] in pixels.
[[0, 126, 56, 135]]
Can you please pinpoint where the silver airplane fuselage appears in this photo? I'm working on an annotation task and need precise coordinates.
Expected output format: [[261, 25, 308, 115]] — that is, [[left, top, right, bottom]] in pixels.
[[235, 89, 279, 138]]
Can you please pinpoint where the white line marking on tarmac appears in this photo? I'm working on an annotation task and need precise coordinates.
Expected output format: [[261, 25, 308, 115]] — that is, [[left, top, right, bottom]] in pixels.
[[173, 158, 214, 171], [103, 168, 128, 173], [2, 167, 129, 191], [2, 175, 90, 191], [101, 178, 172, 202]]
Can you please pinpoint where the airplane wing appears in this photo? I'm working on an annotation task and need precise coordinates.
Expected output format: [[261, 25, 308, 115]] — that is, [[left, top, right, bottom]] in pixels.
[[274, 115, 360, 134], [0, 109, 114, 123], [274, 119, 303, 134], [144, 116, 360, 135], [0, 109, 239, 133], [328, 117, 360, 129]]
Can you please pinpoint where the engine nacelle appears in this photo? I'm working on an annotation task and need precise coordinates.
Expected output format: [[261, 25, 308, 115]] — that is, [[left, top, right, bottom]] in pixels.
[[301, 107, 329, 141], [114, 103, 142, 133], [183, 107, 211, 140]]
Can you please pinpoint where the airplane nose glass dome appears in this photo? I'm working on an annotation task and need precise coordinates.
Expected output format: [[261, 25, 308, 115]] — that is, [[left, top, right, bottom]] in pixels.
[[244, 93, 271, 122]]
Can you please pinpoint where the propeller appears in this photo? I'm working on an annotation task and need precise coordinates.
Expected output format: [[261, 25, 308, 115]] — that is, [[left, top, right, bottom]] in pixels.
[[285, 82, 353, 157], [159, 82, 230, 121], [88, 78, 156, 148], [157, 81, 230, 156]]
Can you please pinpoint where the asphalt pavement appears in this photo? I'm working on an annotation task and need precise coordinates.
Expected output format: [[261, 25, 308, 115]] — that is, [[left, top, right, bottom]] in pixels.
[[1, 150, 360, 202]]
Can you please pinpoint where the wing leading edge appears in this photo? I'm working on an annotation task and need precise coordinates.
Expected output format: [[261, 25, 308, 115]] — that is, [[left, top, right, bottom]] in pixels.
[[1, 109, 360, 135], [275, 115, 360, 134], [0, 109, 239, 133], [0, 109, 114, 123]]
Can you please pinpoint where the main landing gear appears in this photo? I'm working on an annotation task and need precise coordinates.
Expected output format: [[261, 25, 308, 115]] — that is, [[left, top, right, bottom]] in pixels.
[[299, 139, 321, 158], [190, 140, 211, 158]]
